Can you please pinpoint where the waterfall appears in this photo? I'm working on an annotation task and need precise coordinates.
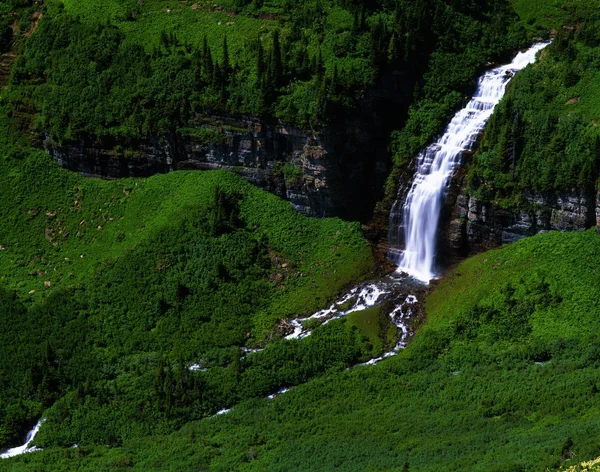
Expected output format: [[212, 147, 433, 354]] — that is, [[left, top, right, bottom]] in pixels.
[[389, 42, 550, 283], [0, 419, 44, 459]]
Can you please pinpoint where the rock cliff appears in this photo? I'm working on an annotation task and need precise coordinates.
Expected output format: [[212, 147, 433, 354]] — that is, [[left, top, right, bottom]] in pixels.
[[45, 72, 411, 223], [440, 168, 599, 266]]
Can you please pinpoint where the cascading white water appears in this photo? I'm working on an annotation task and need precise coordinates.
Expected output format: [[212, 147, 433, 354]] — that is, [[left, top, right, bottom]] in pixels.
[[392, 42, 550, 283], [0, 419, 44, 459]]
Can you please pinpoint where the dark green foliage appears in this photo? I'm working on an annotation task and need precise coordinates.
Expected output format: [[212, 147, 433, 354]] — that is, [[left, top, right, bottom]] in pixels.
[[389, 0, 526, 171], [468, 6, 600, 202], [0, 17, 12, 54], [10, 0, 527, 140], [0, 127, 373, 452], [4, 1, 600, 471], [454, 279, 561, 343]]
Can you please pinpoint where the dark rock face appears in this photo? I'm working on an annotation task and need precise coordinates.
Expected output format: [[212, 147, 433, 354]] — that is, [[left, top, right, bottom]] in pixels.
[[45, 72, 412, 222], [46, 120, 388, 221], [440, 170, 598, 266], [383, 152, 600, 276]]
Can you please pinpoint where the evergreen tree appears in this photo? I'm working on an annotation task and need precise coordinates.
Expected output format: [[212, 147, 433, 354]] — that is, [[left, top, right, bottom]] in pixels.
[[329, 64, 338, 96], [222, 35, 230, 75], [315, 48, 324, 77], [388, 33, 398, 64], [257, 36, 265, 76], [360, 4, 366, 30], [202, 36, 214, 83], [352, 7, 359, 33], [270, 29, 283, 89]]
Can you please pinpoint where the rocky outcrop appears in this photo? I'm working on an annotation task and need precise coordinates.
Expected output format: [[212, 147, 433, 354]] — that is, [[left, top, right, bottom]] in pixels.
[[440, 169, 598, 266], [45, 71, 412, 222], [46, 118, 389, 221]]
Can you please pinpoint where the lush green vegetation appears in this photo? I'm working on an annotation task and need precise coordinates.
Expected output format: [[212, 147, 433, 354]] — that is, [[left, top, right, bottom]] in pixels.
[[387, 0, 526, 174], [467, 1, 600, 205], [3, 1, 600, 471], [0, 0, 40, 54], [389, 0, 600, 204], [0, 88, 375, 449], [5, 230, 600, 471], [9, 0, 529, 143]]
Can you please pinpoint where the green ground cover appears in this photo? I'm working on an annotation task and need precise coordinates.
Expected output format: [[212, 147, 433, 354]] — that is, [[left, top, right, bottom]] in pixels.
[[2, 1, 600, 471], [510, 0, 600, 33], [8, 0, 527, 141], [346, 305, 387, 355], [0, 90, 375, 449], [5, 230, 600, 471], [388, 0, 600, 202]]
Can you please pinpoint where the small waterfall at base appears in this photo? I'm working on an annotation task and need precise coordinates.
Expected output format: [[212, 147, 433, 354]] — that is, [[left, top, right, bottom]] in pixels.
[[0, 419, 44, 459], [389, 42, 550, 283]]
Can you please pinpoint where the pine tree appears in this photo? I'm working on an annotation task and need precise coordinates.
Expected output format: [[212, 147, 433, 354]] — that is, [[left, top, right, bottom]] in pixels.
[[352, 7, 359, 32], [159, 30, 169, 49], [315, 48, 324, 77], [329, 64, 338, 95], [360, 4, 366, 30], [202, 36, 214, 83], [257, 37, 265, 76], [153, 362, 166, 406], [231, 350, 243, 382], [316, 75, 328, 124], [270, 29, 283, 88], [388, 33, 398, 64], [222, 35, 230, 75], [192, 48, 203, 87]]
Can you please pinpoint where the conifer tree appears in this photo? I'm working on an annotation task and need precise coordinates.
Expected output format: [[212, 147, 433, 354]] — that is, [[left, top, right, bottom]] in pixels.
[[315, 48, 324, 77], [360, 4, 366, 30], [257, 37, 265, 76], [270, 29, 283, 88], [388, 33, 398, 63], [329, 64, 338, 95], [222, 35, 230, 75], [202, 36, 214, 83]]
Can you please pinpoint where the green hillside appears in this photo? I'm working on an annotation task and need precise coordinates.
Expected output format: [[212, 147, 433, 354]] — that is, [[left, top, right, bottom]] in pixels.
[[468, 0, 600, 204], [9, 0, 525, 139], [0, 94, 375, 451], [1, 0, 600, 471], [5, 230, 600, 471]]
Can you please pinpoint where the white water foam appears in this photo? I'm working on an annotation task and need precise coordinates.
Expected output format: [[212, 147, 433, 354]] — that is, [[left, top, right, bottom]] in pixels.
[[360, 294, 418, 366], [285, 283, 387, 341], [267, 387, 292, 400], [394, 42, 550, 283], [0, 420, 44, 459]]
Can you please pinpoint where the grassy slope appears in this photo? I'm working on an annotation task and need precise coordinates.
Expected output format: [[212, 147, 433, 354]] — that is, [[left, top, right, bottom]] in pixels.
[[58, 0, 362, 73], [0, 111, 373, 319], [0, 75, 376, 448], [467, 5, 600, 199], [510, 0, 589, 32], [62, 0, 277, 60], [6, 230, 600, 471]]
